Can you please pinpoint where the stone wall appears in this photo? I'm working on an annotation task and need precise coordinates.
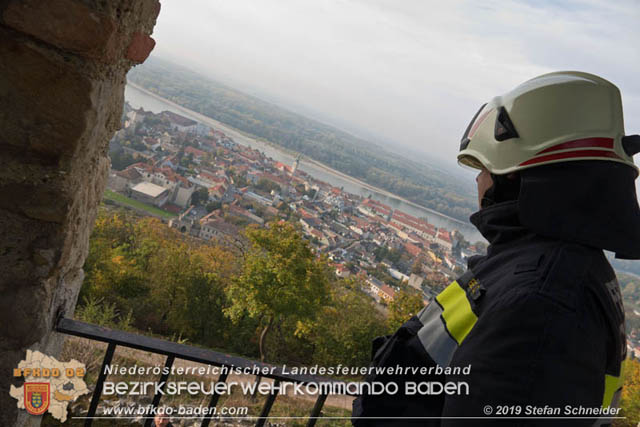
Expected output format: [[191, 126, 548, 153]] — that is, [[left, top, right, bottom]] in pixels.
[[0, 1, 160, 424]]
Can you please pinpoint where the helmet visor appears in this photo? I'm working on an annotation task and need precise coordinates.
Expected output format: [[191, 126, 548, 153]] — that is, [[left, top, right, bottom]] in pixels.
[[460, 103, 487, 151]]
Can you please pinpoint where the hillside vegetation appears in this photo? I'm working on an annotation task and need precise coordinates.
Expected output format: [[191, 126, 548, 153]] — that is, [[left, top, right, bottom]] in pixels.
[[78, 208, 403, 368], [79, 207, 639, 422]]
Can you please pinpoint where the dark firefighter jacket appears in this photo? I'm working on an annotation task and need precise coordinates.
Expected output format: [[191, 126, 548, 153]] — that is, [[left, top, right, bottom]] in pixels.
[[352, 200, 627, 427]]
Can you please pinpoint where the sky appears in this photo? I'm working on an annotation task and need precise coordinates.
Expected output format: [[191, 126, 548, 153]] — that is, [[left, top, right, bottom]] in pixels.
[[150, 0, 640, 172]]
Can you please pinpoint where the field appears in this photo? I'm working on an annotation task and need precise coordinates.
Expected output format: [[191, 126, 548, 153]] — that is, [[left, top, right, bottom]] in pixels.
[[103, 190, 176, 219]]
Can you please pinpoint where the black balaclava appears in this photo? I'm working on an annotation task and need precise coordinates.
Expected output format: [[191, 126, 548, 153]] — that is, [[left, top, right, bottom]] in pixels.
[[518, 161, 640, 259], [476, 161, 640, 259], [480, 173, 521, 208]]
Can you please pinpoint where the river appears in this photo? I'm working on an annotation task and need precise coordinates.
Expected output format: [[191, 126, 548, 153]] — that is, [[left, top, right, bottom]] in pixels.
[[124, 83, 484, 242]]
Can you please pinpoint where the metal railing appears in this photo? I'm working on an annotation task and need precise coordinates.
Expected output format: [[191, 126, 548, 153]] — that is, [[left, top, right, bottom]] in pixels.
[[56, 318, 351, 427]]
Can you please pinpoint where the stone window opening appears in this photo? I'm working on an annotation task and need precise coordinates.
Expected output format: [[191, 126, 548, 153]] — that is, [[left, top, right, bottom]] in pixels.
[[0, 1, 161, 425]]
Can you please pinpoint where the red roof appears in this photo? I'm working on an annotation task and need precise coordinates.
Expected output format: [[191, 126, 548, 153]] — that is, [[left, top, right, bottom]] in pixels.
[[298, 208, 314, 219], [209, 185, 225, 197], [160, 167, 190, 187], [131, 162, 154, 172], [362, 198, 392, 211], [404, 242, 422, 257], [185, 146, 207, 158], [380, 284, 395, 298], [259, 172, 288, 187], [116, 167, 141, 180], [353, 217, 370, 229], [274, 162, 293, 173], [437, 230, 452, 243], [162, 111, 197, 127], [163, 203, 182, 214], [362, 198, 392, 216]]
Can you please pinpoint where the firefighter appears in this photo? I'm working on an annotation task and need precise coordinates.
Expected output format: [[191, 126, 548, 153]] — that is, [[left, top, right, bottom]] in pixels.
[[352, 71, 640, 426]]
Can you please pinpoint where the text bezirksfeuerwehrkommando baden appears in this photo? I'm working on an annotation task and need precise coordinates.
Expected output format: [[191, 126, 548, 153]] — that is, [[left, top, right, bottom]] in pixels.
[[104, 363, 471, 377]]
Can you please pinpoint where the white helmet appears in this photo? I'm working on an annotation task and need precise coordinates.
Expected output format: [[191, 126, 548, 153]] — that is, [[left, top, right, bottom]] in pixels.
[[458, 71, 639, 176]]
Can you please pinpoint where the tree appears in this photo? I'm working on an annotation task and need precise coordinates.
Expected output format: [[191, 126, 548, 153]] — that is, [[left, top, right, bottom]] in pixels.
[[80, 211, 237, 347], [224, 222, 330, 362], [310, 278, 387, 367], [109, 150, 137, 171], [191, 187, 209, 206], [206, 201, 222, 213], [255, 178, 281, 194], [411, 256, 424, 275], [615, 358, 640, 426], [386, 290, 425, 331]]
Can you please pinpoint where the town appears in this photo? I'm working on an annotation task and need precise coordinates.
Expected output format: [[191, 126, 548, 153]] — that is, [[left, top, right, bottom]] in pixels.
[[106, 104, 640, 360], [107, 103, 488, 306]]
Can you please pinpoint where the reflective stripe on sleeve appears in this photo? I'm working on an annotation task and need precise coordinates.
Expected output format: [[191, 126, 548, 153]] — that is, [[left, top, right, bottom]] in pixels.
[[436, 281, 479, 345], [602, 358, 626, 408], [417, 301, 458, 367], [416, 280, 479, 367]]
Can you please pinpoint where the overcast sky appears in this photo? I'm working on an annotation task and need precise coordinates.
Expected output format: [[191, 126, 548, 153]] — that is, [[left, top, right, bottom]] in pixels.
[[150, 0, 640, 170]]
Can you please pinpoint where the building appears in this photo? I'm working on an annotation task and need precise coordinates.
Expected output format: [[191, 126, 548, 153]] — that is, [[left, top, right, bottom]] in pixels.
[[228, 205, 264, 225], [199, 218, 240, 242], [129, 163, 195, 208], [208, 185, 226, 201], [108, 167, 141, 192], [436, 230, 453, 251], [335, 264, 351, 278], [130, 182, 169, 207], [379, 284, 396, 302], [162, 111, 198, 133], [408, 274, 424, 291], [244, 191, 273, 206], [184, 146, 208, 163], [367, 276, 383, 296]]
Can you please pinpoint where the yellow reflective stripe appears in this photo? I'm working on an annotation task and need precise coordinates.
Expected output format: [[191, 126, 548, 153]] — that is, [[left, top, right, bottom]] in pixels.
[[436, 281, 478, 345], [602, 359, 626, 408]]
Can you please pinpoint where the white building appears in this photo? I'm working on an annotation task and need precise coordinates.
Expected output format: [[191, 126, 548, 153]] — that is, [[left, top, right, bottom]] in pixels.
[[130, 182, 169, 207]]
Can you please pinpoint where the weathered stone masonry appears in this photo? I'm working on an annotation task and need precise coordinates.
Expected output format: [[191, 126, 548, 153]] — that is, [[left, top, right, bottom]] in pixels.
[[0, 1, 160, 424]]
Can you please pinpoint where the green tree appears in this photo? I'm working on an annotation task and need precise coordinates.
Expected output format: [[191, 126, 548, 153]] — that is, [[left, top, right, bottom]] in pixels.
[[80, 210, 237, 347], [191, 187, 209, 206], [224, 222, 330, 362], [411, 256, 424, 275], [255, 178, 281, 194], [206, 201, 222, 213], [387, 290, 425, 331], [109, 150, 137, 171], [615, 358, 640, 426], [310, 278, 387, 367]]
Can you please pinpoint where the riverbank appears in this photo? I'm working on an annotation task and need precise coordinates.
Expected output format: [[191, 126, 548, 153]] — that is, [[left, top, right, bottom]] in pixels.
[[301, 156, 469, 226], [125, 82, 482, 240], [127, 83, 469, 225]]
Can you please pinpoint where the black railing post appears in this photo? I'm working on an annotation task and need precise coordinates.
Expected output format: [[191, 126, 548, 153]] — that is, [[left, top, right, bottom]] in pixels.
[[144, 354, 175, 427], [200, 371, 229, 427], [255, 379, 280, 427], [85, 342, 116, 427], [55, 319, 359, 425], [306, 393, 328, 427]]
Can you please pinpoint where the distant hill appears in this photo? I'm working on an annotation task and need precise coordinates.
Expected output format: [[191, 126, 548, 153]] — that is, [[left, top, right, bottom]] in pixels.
[[610, 255, 640, 278], [127, 57, 476, 221]]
